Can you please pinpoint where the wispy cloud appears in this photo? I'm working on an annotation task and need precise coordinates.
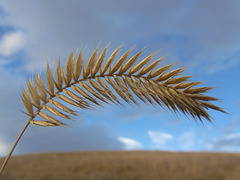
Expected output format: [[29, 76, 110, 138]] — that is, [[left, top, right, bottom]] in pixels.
[[0, 137, 9, 156], [118, 136, 143, 150], [0, 31, 25, 56], [0, 0, 239, 73], [178, 131, 195, 150], [207, 133, 240, 152], [148, 130, 173, 149]]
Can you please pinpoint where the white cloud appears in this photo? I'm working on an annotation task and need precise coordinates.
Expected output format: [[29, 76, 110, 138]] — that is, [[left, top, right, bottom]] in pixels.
[[0, 31, 25, 56], [118, 136, 143, 150], [178, 131, 195, 150], [0, 137, 9, 157], [148, 130, 173, 149], [0, 1, 239, 73]]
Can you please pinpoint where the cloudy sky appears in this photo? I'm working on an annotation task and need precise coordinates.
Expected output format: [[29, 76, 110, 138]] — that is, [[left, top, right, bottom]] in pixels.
[[0, 0, 240, 156]]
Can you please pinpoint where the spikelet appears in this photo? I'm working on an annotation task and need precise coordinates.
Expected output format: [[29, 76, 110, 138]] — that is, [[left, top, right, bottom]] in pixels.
[[127, 52, 156, 75], [38, 112, 64, 126], [109, 47, 132, 75], [27, 79, 40, 108], [79, 81, 108, 104], [43, 105, 71, 120], [118, 48, 143, 74], [83, 45, 99, 79], [138, 56, 167, 77], [73, 49, 84, 82], [100, 45, 121, 76], [21, 88, 33, 116], [35, 73, 47, 101], [46, 63, 55, 96], [65, 50, 74, 85], [20, 44, 226, 127], [62, 89, 90, 107], [32, 120, 58, 127], [92, 46, 108, 77], [55, 57, 63, 90], [87, 78, 116, 104], [95, 77, 121, 104]]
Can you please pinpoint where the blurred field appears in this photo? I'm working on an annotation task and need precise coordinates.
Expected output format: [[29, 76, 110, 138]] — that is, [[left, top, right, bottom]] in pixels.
[[1, 151, 240, 180]]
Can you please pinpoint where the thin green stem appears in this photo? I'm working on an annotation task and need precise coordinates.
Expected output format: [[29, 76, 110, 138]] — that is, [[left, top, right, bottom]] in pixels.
[[0, 119, 31, 176]]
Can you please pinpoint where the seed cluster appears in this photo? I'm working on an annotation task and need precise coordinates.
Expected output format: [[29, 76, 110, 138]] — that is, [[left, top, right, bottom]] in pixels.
[[21, 44, 226, 127]]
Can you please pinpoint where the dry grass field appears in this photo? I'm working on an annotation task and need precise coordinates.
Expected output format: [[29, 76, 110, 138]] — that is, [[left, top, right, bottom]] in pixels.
[[1, 151, 240, 180]]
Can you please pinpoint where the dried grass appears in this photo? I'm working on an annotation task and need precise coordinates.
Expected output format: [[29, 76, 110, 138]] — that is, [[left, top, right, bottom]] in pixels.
[[20, 45, 226, 126], [0, 44, 227, 176], [1, 151, 240, 180]]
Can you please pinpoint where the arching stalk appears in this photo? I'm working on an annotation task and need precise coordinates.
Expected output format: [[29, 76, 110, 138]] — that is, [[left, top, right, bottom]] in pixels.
[[0, 119, 31, 175]]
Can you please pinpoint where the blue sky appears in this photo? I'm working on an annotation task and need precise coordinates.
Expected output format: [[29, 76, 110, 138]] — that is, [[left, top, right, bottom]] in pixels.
[[0, 0, 240, 156]]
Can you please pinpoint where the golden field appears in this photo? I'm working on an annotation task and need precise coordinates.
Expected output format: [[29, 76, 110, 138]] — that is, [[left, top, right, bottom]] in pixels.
[[1, 151, 240, 180]]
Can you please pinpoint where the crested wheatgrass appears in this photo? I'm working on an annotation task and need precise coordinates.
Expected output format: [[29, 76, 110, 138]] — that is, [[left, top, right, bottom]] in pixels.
[[0, 44, 227, 175]]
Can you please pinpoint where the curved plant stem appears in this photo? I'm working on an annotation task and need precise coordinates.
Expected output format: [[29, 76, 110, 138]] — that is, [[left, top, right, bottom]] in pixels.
[[0, 119, 31, 176]]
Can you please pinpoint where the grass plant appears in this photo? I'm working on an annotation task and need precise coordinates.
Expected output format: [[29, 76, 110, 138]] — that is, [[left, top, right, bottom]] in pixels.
[[0, 44, 226, 176]]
